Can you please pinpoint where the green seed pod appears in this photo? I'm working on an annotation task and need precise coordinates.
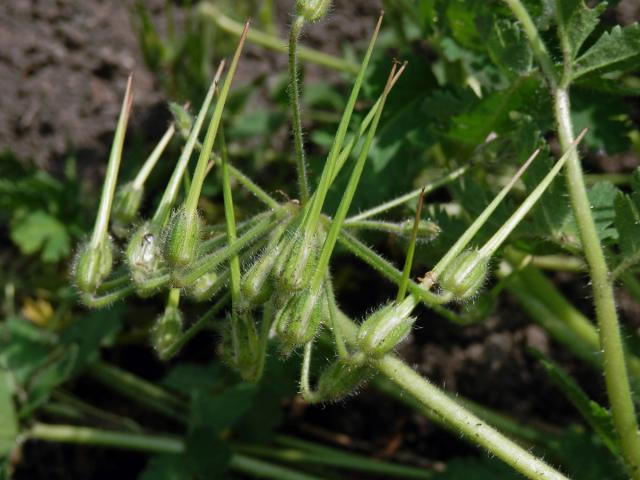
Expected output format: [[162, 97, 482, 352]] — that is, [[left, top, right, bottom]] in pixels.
[[126, 222, 164, 297], [316, 359, 373, 402], [187, 270, 226, 302], [226, 313, 263, 383], [73, 238, 114, 293], [296, 0, 332, 22], [275, 289, 327, 352], [112, 182, 143, 227], [357, 301, 416, 359], [163, 207, 202, 268], [152, 306, 183, 360], [240, 220, 291, 306], [438, 249, 489, 301], [273, 228, 325, 292]]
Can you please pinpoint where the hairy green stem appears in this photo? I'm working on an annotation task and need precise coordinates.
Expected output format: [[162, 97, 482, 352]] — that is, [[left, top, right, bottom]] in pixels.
[[333, 312, 569, 480], [504, 1, 640, 471], [289, 15, 310, 204], [555, 87, 640, 478]]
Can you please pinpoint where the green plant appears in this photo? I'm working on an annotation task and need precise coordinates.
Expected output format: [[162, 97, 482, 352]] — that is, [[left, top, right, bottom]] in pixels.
[[3, 1, 640, 479]]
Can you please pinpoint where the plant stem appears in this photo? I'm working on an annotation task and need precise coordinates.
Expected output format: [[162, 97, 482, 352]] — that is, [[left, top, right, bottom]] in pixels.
[[132, 124, 175, 190], [161, 293, 230, 360], [90, 76, 133, 249], [333, 311, 569, 480], [228, 164, 280, 209], [504, 2, 640, 471], [230, 454, 327, 480], [28, 424, 325, 480], [219, 122, 241, 303], [397, 189, 425, 301], [289, 15, 310, 204], [555, 87, 640, 478], [345, 165, 468, 223], [29, 423, 183, 454], [198, 3, 358, 74], [86, 362, 187, 423]]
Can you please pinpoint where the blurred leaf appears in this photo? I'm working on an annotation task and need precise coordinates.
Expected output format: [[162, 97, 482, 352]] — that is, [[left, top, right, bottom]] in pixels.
[[487, 19, 533, 75], [10, 210, 70, 263], [448, 76, 545, 146], [0, 368, 17, 458], [573, 23, 640, 79], [556, 0, 606, 60], [533, 350, 620, 456], [550, 428, 626, 480], [521, 152, 573, 241], [189, 383, 255, 434], [570, 90, 632, 153]]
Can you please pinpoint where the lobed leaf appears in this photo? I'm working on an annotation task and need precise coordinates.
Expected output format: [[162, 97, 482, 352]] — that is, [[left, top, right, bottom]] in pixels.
[[573, 23, 640, 79], [556, 0, 606, 61]]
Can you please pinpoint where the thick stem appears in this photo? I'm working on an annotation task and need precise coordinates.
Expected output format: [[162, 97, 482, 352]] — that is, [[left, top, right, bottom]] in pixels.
[[377, 357, 568, 480], [289, 15, 310, 204], [554, 89, 640, 476], [333, 312, 569, 480]]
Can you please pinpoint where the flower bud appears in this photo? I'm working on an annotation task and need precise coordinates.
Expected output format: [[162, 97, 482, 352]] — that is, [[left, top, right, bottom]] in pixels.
[[275, 290, 327, 352], [152, 306, 183, 360], [296, 0, 332, 22], [112, 182, 143, 227], [187, 270, 225, 302], [438, 249, 489, 301], [357, 301, 416, 358], [163, 207, 202, 268], [316, 359, 373, 402], [73, 238, 114, 293], [126, 222, 164, 296]]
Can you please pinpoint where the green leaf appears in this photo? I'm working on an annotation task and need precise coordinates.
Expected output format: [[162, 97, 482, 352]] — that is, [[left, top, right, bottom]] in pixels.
[[189, 383, 255, 434], [448, 76, 545, 146], [533, 350, 620, 456], [550, 428, 626, 480], [0, 368, 17, 458], [614, 191, 640, 260], [573, 23, 640, 79], [562, 181, 619, 246], [10, 210, 70, 262], [487, 19, 533, 75], [556, 0, 607, 60]]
